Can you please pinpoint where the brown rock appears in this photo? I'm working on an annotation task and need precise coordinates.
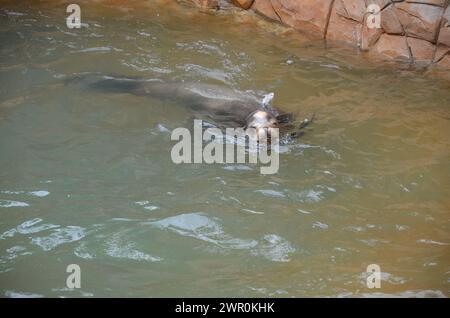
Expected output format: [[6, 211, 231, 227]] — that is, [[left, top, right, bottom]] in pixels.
[[395, 2, 443, 42], [269, 0, 334, 37], [251, 0, 281, 22], [442, 4, 450, 23], [191, 0, 219, 8], [438, 28, 450, 46], [405, 0, 448, 7], [364, 0, 390, 10], [380, 4, 404, 35], [437, 5, 450, 46], [436, 52, 450, 68], [231, 0, 254, 10], [335, 0, 366, 23], [443, 3, 450, 20], [434, 44, 450, 62], [407, 37, 436, 63], [374, 34, 411, 60], [327, 1, 362, 45]]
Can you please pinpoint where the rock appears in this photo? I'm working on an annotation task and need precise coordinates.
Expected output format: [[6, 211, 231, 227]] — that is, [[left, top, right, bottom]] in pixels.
[[438, 5, 450, 46], [405, 0, 448, 7], [443, 3, 450, 19], [335, 0, 366, 23], [437, 52, 450, 68], [251, 0, 281, 22], [327, 1, 362, 45], [380, 4, 404, 35], [407, 37, 436, 63], [434, 44, 450, 62], [191, 0, 220, 8], [438, 27, 450, 46], [224, 0, 450, 72], [374, 34, 411, 60], [364, 0, 390, 10], [269, 0, 334, 37], [231, 0, 254, 9], [395, 2, 444, 42]]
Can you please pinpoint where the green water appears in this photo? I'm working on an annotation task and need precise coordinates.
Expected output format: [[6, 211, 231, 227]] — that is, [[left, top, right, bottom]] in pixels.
[[0, 0, 449, 297]]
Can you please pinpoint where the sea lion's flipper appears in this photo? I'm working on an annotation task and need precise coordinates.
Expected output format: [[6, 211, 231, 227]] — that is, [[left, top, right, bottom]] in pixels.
[[298, 113, 315, 130], [283, 113, 315, 140]]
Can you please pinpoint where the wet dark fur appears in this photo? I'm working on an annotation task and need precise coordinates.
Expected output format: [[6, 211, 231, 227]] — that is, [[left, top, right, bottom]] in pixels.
[[77, 75, 312, 136]]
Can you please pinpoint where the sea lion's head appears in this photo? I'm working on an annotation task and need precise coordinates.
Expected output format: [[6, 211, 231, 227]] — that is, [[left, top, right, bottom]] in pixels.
[[244, 110, 279, 142]]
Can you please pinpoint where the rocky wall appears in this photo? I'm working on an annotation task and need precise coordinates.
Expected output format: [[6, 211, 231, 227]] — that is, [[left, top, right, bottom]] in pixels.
[[192, 0, 450, 73]]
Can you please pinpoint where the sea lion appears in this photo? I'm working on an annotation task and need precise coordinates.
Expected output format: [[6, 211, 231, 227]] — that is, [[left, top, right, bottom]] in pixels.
[[82, 75, 310, 140]]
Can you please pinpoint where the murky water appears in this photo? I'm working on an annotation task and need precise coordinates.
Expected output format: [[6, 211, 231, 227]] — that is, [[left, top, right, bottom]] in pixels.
[[1, 0, 449, 297]]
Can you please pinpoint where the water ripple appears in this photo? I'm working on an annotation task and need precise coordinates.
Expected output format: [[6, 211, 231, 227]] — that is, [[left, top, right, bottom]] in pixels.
[[147, 213, 296, 262], [0, 200, 29, 208], [250, 234, 295, 262], [148, 212, 257, 250], [31, 226, 86, 251], [106, 235, 162, 262]]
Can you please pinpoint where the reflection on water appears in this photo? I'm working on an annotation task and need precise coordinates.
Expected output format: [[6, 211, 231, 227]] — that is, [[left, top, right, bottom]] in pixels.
[[0, 0, 449, 297]]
